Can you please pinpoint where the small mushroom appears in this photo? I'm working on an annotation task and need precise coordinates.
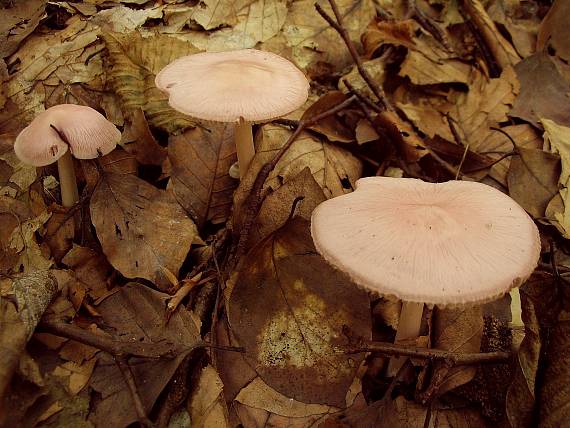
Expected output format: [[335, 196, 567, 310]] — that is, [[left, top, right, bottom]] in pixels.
[[155, 49, 309, 179], [14, 104, 120, 207], [311, 177, 540, 375]]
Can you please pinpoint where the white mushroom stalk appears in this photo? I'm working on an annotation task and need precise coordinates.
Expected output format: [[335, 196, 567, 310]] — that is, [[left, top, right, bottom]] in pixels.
[[155, 49, 310, 179], [311, 177, 541, 376]]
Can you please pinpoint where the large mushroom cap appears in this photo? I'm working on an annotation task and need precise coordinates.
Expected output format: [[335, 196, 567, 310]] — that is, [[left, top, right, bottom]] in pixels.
[[155, 49, 309, 122], [14, 104, 120, 166], [311, 177, 541, 305]]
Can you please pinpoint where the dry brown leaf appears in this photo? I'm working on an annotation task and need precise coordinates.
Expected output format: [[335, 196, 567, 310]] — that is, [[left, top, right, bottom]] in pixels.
[[61, 245, 114, 302], [0, 271, 57, 413], [8, 211, 53, 273], [90, 172, 199, 290], [44, 205, 75, 263], [235, 377, 332, 418], [479, 125, 542, 186], [167, 123, 237, 229], [510, 53, 570, 129], [506, 272, 556, 428], [338, 57, 386, 99], [89, 283, 201, 427], [302, 92, 355, 143], [431, 305, 484, 395], [0, 194, 31, 273], [248, 167, 326, 248], [0, 0, 46, 58], [52, 358, 97, 395], [3, 17, 104, 128], [91, 4, 165, 33], [229, 218, 370, 407], [102, 31, 198, 134], [0, 143, 37, 197], [460, 0, 521, 70], [449, 66, 519, 152], [507, 147, 560, 219], [262, 0, 375, 71], [543, 119, 570, 237], [362, 19, 471, 85], [537, 0, 570, 64], [121, 108, 167, 166], [188, 365, 230, 428]]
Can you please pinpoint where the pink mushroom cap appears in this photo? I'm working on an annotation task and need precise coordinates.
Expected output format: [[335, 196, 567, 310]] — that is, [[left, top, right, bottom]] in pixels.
[[311, 177, 541, 306], [155, 49, 309, 122], [14, 104, 120, 166]]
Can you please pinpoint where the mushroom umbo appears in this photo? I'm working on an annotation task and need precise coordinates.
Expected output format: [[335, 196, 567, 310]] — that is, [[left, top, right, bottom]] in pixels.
[[155, 49, 309, 179], [14, 104, 120, 207], [311, 177, 540, 374]]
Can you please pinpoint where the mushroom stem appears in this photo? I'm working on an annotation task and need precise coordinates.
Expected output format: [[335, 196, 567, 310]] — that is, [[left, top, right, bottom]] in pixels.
[[235, 118, 255, 180], [57, 150, 79, 207], [386, 301, 424, 376]]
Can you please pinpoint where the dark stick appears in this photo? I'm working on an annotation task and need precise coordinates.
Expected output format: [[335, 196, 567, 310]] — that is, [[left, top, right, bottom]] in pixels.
[[347, 340, 510, 365], [115, 355, 155, 428], [315, 0, 391, 111]]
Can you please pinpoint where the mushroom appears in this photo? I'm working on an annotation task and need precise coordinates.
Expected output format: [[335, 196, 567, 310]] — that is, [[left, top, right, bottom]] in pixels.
[[14, 104, 120, 207], [310, 177, 540, 375], [155, 49, 309, 179]]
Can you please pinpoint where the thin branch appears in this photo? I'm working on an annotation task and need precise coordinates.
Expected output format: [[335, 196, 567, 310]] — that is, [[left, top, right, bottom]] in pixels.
[[315, 0, 391, 110], [115, 355, 155, 428], [347, 340, 510, 365]]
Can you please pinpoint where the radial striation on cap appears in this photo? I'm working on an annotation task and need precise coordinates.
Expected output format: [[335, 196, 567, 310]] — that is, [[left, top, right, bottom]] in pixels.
[[14, 104, 120, 166], [311, 177, 541, 306], [155, 49, 309, 123]]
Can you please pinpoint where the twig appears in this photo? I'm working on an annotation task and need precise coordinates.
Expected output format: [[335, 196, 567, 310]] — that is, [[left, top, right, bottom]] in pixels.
[[347, 340, 510, 365], [406, 0, 451, 51], [115, 355, 155, 428], [315, 0, 391, 110]]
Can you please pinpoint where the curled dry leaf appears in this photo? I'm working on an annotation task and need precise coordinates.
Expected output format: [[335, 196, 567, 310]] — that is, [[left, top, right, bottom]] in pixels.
[[102, 31, 198, 134], [0, 195, 31, 273], [90, 172, 199, 290], [167, 123, 237, 229], [8, 211, 53, 273], [121, 109, 167, 166], [228, 218, 371, 407]]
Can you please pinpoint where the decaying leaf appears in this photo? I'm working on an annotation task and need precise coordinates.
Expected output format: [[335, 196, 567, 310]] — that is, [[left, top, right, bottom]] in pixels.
[[248, 167, 326, 248], [102, 31, 198, 134], [167, 123, 237, 229], [229, 218, 370, 407], [90, 172, 199, 290], [543, 119, 570, 237], [8, 211, 53, 273], [188, 365, 230, 428], [3, 17, 104, 128], [537, 0, 570, 64], [89, 283, 201, 427], [430, 305, 484, 395], [507, 147, 560, 219], [121, 108, 167, 166], [0, 0, 46, 58], [510, 53, 570, 129], [0, 271, 57, 412]]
